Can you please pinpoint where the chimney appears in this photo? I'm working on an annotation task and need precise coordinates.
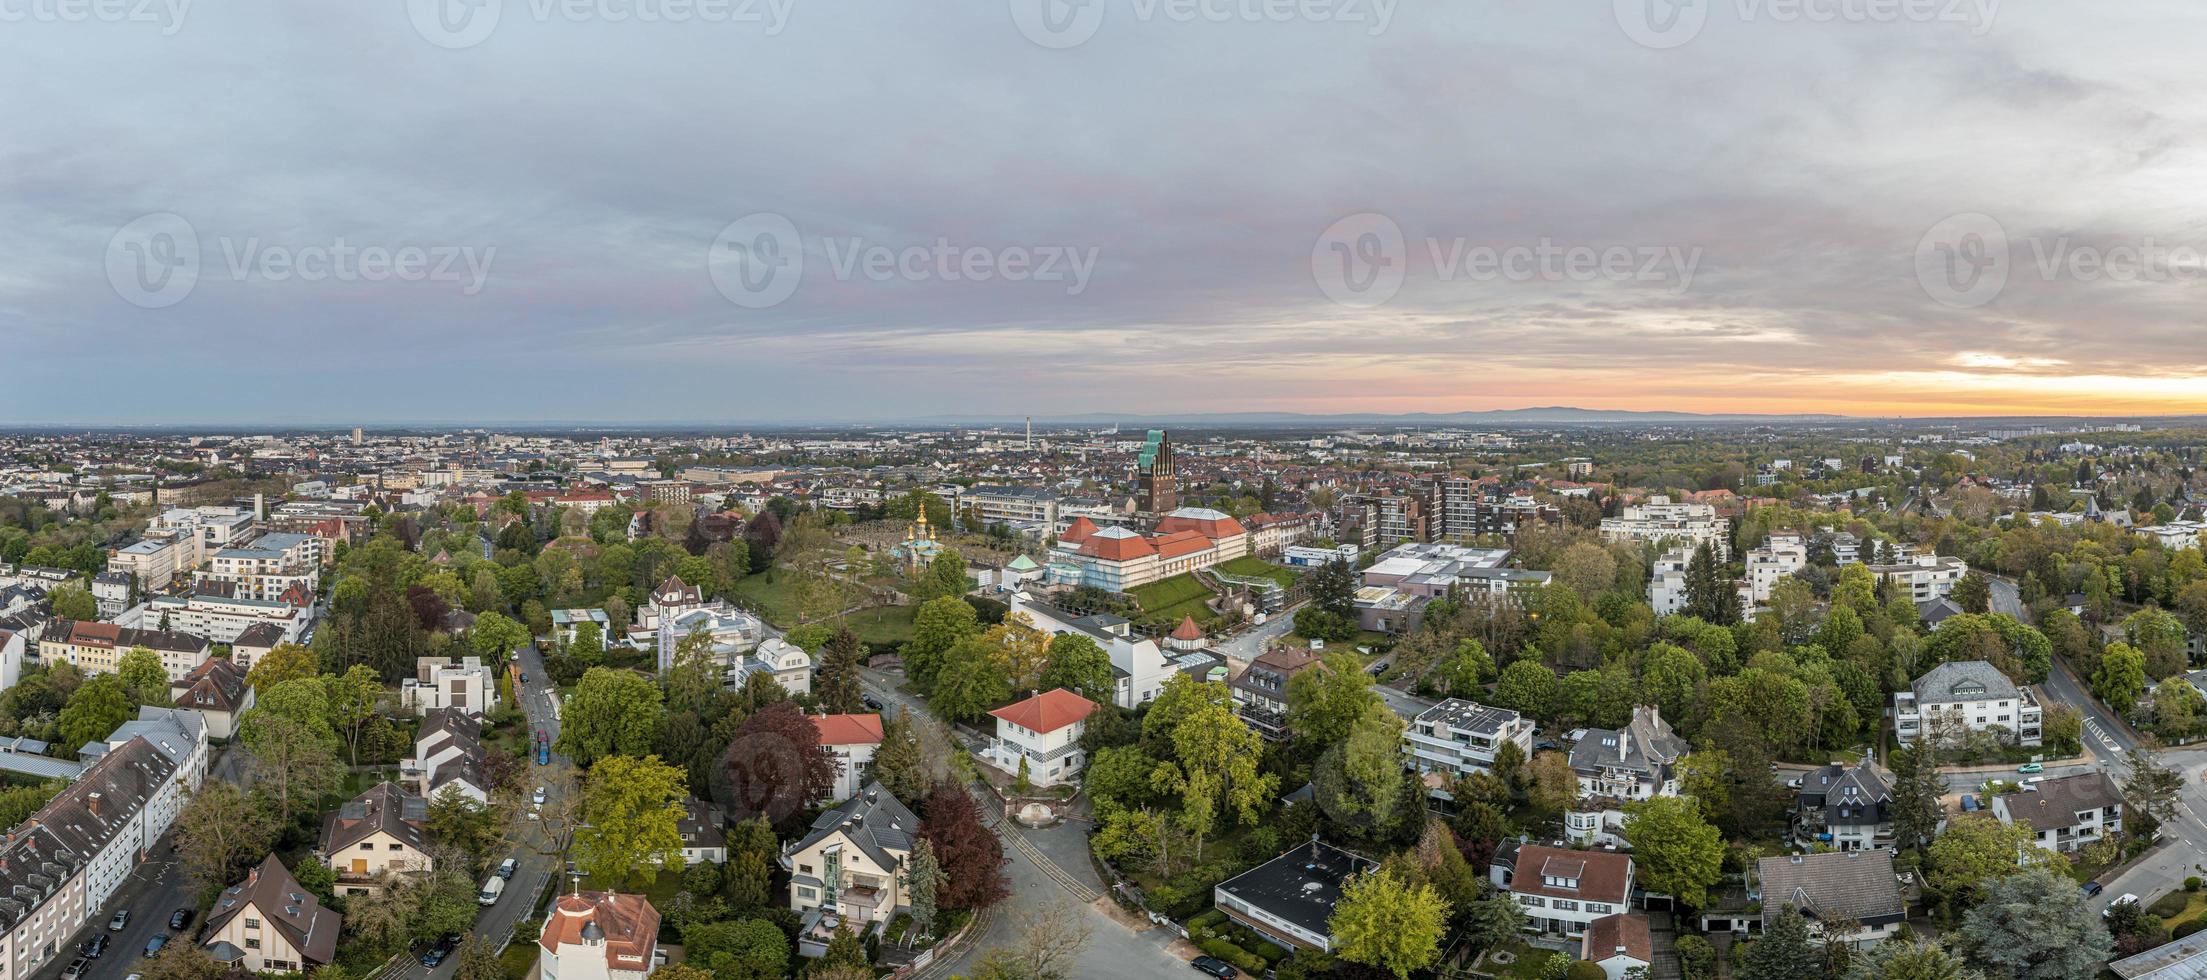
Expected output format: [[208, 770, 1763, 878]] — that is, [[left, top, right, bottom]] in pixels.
[[87, 792, 100, 816]]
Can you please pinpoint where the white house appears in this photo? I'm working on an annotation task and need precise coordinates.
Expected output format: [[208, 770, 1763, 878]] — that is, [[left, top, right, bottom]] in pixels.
[[1009, 594, 1173, 708], [202, 857, 342, 974], [733, 638, 813, 696], [1991, 772, 2125, 854], [983, 688, 1097, 788], [1493, 843, 1636, 938], [1580, 914, 1653, 980], [1868, 553, 1969, 604], [1599, 496, 1730, 558], [1565, 706, 1687, 847], [399, 656, 497, 716], [810, 713, 883, 804], [1743, 532, 1807, 603], [1894, 660, 2041, 748], [1403, 699, 1535, 790], [538, 891, 660, 980]]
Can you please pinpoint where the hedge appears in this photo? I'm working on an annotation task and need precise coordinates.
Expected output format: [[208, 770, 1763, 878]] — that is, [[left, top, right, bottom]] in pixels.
[[1189, 909, 1229, 931], [2151, 893, 2189, 918], [1199, 939, 1266, 974], [2177, 918, 2207, 940]]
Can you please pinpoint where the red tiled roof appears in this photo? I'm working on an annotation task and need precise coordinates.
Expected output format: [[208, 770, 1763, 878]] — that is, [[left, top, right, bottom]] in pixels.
[[811, 713, 884, 746], [1155, 512, 1247, 539], [1079, 533, 1156, 561], [1508, 845, 1633, 905], [1171, 616, 1204, 640], [1060, 517, 1100, 545], [540, 891, 659, 968], [989, 688, 1097, 735], [1152, 530, 1215, 560], [1583, 913, 1652, 964]]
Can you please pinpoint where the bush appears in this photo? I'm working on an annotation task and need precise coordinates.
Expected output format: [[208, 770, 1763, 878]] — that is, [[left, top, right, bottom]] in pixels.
[[1199, 939, 1264, 974], [1566, 962, 1608, 980], [2151, 893, 2190, 918], [1677, 935, 1716, 980], [1188, 908, 1229, 931], [2176, 918, 2207, 940], [2188, 876, 2202, 892], [1252, 940, 1288, 964]]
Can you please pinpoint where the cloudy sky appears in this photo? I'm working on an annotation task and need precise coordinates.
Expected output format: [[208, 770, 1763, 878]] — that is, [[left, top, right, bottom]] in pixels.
[[4, 0, 2205, 423]]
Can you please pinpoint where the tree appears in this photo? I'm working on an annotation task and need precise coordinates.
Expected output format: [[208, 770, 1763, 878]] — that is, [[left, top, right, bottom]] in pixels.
[[919, 784, 1008, 910], [870, 713, 933, 805], [1036, 633, 1115, 705], [1683, 543, 1739, 625], [903, 595, 980, 692], [1620, 795, 1724, 906], [969, 899, 1093, 980], [1311, 557, 1357, 618], [50, 585, 96, 621], [245, 641, 318, 694], [1524, 750, 1578, 813], [1739, 905, 1821, 980], [322, 664, 383, 766], [174, 780, 278, 889], [1951, 571, 1992, 614], [2092, 642, 2147, 709], [1143, 675, 1277, 859], [574, 754, 688, 886], [1844, 938, 1984, 980], [453, 936, 502, 980], [470, 611, 529, 660], [1958, 868, 2112, 979], [1330, 869, 1450, 979], [904, 837, 949, 938], [1929, 815, 2054, 902], [814, 627, 866, 715], [139, 942, 228, 980], [1491, 659, 1558, 719], [2125, 740, 2185, 825], [684, 918, 789, 979], [1888, 745, 1946, 854], [117, 647, 171, 706], [558, 667, 665, 767], [717, 701, 838, 831], [240, 703, 343, 820], [1312, 701, 1409, 836], [1286, 654, 1379, 750], [57, 673, 133, 751], [927, 636, 1011, 723]]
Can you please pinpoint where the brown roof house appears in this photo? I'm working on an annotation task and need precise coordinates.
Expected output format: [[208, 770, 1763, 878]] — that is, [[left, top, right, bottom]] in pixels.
[[171, 658, 253, 739], [540, 891, 661, 980], [1491, 842, 1636, 939], [203, 856, 342, 974], [319, 782, 432, 896], [1580, 913, 1653, 979], [1753, 850, 1907, 948]]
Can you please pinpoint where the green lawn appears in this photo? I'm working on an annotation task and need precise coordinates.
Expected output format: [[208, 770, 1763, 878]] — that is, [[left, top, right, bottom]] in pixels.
[[1214, 556, 1301, 589], [1128, 573, 1220, 626], [731, 572, 804, 625], [1490, 940, 1562, 979], [839, 605, 917, 647]]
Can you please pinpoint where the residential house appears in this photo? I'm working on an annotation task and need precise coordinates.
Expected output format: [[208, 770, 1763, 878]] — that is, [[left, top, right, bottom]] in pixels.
[[1794, 761, 1893, 852], [539, 891, 660, 980], [1868, 553, 1969, 604], [399, 656, 497, 716], [781, 783, 917, 951], [1403, 699, 1536, 793], [1212, 839, 1376, 953], [39, 619, 212, 683], [810, 713, 884, 804], [1565, 706, 1688, 847], [408, 709, 489, 804], [1580, 913, 1654, 980], [983, 689, 1096, 788], [201, 857, 342, 974], [319, 782, 431, 896], [230, 622, 286, 673], [678, 798, 727, 865], [1229, 646, 1323, 742], [732, 638, 813, 697], [1492, 843, 1636, 938], [1009, 594, 1174, 708], [1753, 851, 1906, 948], [1991, 772, 2125, 854], [1894, 660, 2041, 748]]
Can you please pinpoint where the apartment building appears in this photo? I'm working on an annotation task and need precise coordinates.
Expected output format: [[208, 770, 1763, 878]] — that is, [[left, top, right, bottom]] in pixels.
[[398, 656, 497, 716], [2136, 520, 2206, 551], [90, 573, 130, 620], [1794, 761, 1893, 851], [1868, 553, 1968, 603], [782, 784, 916, 939], [1743, 532, 1807, 604], [198, 533, 321, 604], [1991, 772, 2124, 854], [962, 485, 1059, 530], [106, 531, 199, 592], [1403, 699, 1536, 788], [1010, 595, 1175, 708], [1230, 647, 1323, 741], [1648, 547, 1691, 616], [810, 713, 883, 804], [1599, 496, 1730, 559], [1894, 660, 2040, 747], [39, 619, 212, 683], [134, 590, 308, 646]]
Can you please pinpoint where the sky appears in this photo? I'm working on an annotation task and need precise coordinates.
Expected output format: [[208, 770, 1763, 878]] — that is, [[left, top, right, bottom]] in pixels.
[[5, 0, 2207, 424]]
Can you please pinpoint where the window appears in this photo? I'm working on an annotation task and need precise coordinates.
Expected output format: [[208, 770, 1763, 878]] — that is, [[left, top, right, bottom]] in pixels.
[[1553, 900, 1579, 912], [244, 939, 261, 950], [244, 918, 260, 929]]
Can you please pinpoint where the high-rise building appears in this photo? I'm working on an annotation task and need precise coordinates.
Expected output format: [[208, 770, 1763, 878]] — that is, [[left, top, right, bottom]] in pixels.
[[1137, 429, 1177, 514]]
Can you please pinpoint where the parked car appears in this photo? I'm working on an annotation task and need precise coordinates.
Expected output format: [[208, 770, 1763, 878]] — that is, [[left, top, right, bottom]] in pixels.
[[62, 957, 89, 980], [533, 786, 548, 805], [2082, 881, 2105, 898], [419, 947, 448, 968], [82, 934, 110, 958], [861, 694, 884, 711], [1960, 794, 1979, 812], [520, 672, 529, 683], [1190, 956, 1239, 978], [499, 858, 518, 879], [109, 909, 130, 931], [1366, 660, 1389, 676], [144, 935, 168, 958], [2018, 763, 2045, 774], [169, 908, 193, 931], [2107, 894, 2141, 917]]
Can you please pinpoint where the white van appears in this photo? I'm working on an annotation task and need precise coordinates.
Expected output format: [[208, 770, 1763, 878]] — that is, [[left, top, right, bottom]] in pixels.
[[478, 875, 506, 906]]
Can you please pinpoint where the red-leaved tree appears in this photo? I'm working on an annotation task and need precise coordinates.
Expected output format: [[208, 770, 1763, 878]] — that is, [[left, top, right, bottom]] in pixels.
[[715, 701, 837, 832], [919, 785, 1008, 911]]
